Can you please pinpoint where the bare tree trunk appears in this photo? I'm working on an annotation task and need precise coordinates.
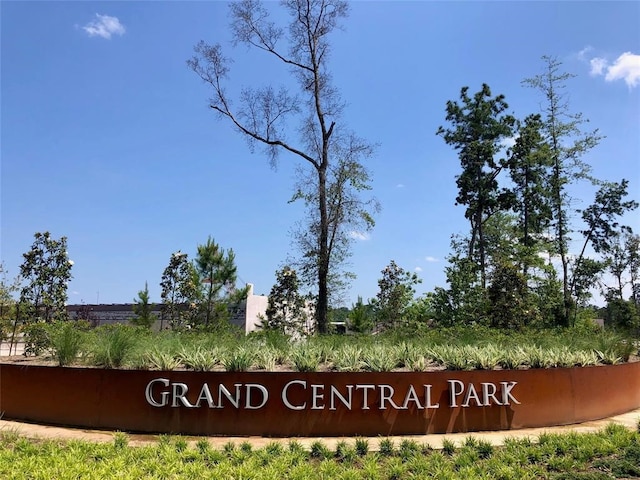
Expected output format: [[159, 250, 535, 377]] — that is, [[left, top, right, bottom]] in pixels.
[[317, 165, 329, 334]]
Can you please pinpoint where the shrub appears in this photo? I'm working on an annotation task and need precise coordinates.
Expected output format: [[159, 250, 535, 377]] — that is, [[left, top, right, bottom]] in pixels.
[[22, 322, 50, 357], [378, 438, 395, 457], [309, 441, 332, 460], [354, 437, 369, 457]]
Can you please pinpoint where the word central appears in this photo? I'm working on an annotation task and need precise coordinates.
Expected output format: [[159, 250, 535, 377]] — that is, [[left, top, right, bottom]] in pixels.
[[145, 379, 520, 411]]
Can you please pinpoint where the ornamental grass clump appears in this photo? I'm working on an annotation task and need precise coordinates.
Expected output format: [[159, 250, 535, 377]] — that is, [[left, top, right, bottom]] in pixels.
[[467, 344, 502, 370], [499, 346, 529, 370], [332, 345, 364, 372], [144, 348, 182, 371], [398, 439, 422, 461], [254, 346, 278, 371], [309, 440, 332, 460], [521, 345, 548, 369], [407, 355, 431, 372], [354, 438, 369, 457], [595, 348, 622, 365], [400, 342, 429, 371], [572, 349, 599, 367], [177, 346, 219, 371], [290, 344, 321, 372], [222, 346, 255, 372], [362, 345, 396, 372], [429, 345, 471, 371], [595, 332, 637, 363], [50, 321, 84, 366], [90, 325, 137, 368]]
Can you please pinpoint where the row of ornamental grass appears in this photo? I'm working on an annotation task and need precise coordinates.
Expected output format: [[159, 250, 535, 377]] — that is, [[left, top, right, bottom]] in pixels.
[[1, 422, 639, 479], [20, 322, 639, 371]]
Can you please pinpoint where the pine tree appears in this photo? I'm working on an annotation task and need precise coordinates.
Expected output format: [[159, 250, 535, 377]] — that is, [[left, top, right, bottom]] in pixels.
[[437, 84, 516, 288], [132, 282, 156, 329]]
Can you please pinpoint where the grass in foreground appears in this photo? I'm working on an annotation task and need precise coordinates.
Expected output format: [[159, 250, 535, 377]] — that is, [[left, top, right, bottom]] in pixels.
[[0, 423, 639, 479]]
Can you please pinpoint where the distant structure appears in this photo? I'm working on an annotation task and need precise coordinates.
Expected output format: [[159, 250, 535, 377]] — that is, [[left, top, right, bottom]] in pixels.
[[66, 283, 269, 333], [230, 283, 269, 333]]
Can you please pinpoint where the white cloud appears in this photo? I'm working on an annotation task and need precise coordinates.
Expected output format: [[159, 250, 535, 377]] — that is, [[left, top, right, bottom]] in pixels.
[[425, 256, 439, 263], [583, 49, 640, 89], [589, 57, 607, 76], [349, 231, 370, 241], [414, 266, 423, 272], [83, 14, 125, 39], [578, 46, 593, 62], [396, 183, 405, 188], [605, 52, 640, 88]]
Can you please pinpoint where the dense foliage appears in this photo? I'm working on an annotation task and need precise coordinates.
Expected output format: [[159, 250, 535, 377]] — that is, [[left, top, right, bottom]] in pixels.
[[432, 58, 638, 331], [1, 423, 639, 479], [18, 232, 73, 324]]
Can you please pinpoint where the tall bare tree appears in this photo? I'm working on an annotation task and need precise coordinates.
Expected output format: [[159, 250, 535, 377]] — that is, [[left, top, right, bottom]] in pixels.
[[188, 0, 376, 333]]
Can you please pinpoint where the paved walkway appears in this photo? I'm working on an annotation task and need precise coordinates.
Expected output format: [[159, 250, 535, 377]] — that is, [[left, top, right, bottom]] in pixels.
[[1, 409, 638, 451]]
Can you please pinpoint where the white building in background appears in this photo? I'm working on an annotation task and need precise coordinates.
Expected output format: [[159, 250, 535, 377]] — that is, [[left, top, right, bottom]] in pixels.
[[229, 283, 269, 333]]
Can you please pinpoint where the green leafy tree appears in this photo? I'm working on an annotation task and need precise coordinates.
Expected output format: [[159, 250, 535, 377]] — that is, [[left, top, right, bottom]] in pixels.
[[404, 294, 436, 330], [570, 180, 637, 318], [507, 114, 553, 277], [571, 258, 606, 309], [160, 251, 200, 329], [603, 232, 640, 307], [630, 234, 640, 308], [603, 295, 639, 331], [194, 236, 246, 328], [288, 149, 379, 307], [19, 232, 73, 323], [431, 251, 488, 327], [131, 282, 156, 329], [264, 267, 308, 335], [0, 263, 21, 351], [347, 296, 374, 334], [487, 262, 540, 329], [188, 0, 377, 333], [523, 55, 602, 326], [374, 261, 421, 330], [437, 84, 516, 288]]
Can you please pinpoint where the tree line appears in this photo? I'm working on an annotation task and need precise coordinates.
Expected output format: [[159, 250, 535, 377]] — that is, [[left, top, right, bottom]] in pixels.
[[187, 0, 638, 333], [0, 234, 247, 341], [1, 1, 638, 338]]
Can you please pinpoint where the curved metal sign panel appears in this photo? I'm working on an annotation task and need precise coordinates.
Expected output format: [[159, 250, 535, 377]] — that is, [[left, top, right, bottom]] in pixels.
[[1, 363, 639, 436]]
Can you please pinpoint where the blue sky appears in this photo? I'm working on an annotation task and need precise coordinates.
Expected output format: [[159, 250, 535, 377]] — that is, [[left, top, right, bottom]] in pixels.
[[2, 1, 639, 307]]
